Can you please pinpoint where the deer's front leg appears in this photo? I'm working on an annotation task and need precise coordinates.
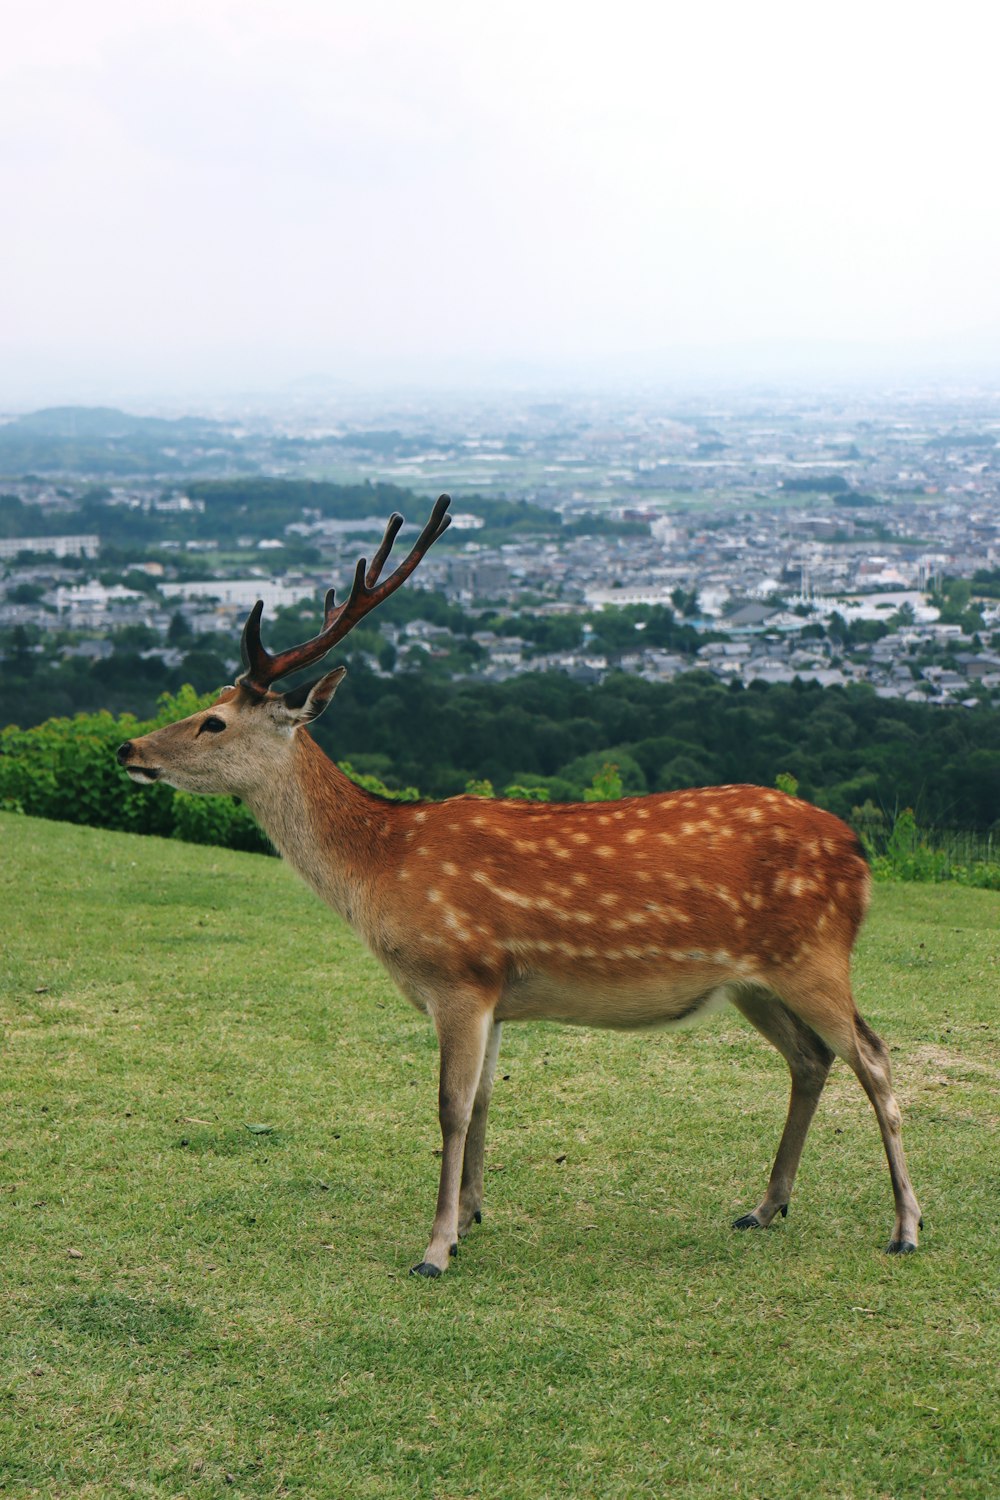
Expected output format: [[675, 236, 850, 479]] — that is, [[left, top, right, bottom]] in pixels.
[[458, 1020, 503, 1238], [411, 1003, 492, 1278]]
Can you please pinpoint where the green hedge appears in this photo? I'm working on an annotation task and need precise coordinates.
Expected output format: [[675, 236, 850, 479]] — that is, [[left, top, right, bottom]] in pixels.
[[0, 686, 271, 855]]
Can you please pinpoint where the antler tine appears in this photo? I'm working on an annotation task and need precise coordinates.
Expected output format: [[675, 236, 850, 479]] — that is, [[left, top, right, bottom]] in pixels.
[[320, 493, 451, 642], [366, 512, 405, 588], [235, 495, 451, 692], [239, 598, 266, 677]]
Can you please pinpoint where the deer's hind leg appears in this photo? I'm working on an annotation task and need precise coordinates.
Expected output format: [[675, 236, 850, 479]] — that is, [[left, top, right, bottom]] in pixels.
[[845, 1011, 923, 1252], [766, 969, 922, 1253], [731, 987, 835, 1230]]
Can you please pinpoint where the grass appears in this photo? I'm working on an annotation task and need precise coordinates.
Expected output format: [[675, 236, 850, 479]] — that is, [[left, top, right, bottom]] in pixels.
[[2, 811, 998, 1498]]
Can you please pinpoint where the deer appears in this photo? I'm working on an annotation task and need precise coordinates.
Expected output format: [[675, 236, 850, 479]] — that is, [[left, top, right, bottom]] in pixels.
[[117, 494, 922, 1276]]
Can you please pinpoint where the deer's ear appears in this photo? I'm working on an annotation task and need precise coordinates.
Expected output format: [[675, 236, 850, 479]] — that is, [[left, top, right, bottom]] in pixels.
[[278, 666, 347, 724]]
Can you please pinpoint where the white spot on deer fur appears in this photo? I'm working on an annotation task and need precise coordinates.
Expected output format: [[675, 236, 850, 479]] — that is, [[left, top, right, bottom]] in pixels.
[[427, 888, 442, 904], [471, 871, 542, 912], [571, 832, 589, 845], [414, 810, 427, 823], [598, 892, 619, 906], [442, 861, 458, 877], [443, 909, 472, 942], [636, 808, 650, 820], [596, 846, 615, 858], [624, 829, 645, 845]]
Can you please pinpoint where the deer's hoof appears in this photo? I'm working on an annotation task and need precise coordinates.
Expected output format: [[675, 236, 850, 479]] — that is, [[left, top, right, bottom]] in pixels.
[[410, 1261, 442, 1278], [886, 1240, 917, 1255], [732, 1213, 762, 1230]]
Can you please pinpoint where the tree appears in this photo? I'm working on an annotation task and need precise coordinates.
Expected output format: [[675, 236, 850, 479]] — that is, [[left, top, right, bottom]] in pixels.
[[168, 610, 194, 646]]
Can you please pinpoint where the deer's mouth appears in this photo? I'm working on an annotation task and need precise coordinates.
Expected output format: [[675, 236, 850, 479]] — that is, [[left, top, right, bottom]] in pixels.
[[125, 765, 162, 783]]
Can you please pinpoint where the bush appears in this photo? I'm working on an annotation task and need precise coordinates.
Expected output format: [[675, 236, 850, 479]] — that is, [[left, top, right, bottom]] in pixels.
[[339, 761, 421, 802], [170, 791, 272, 854], [583, 763, 624, 802], [0, 687, 269, 854], [861, 807, 1000, 888]]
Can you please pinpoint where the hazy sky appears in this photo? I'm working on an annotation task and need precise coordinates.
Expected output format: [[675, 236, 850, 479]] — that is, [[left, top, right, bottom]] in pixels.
[[4, 1, 1000, 403]]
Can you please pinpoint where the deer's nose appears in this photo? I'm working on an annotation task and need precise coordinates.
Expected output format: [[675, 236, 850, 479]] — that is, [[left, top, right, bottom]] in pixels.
[[117, 741, 134, 765]]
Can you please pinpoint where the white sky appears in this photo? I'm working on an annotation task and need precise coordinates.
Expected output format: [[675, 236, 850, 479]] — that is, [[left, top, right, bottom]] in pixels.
[[3, 0, 1000, 401]]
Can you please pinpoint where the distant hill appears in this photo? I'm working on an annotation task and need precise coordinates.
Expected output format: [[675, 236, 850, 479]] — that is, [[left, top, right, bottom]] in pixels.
[[5, 405, 223, 439], [0, 404, 244, 476]]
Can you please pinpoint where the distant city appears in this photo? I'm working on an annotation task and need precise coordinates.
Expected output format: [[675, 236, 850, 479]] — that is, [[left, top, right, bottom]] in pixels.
[[1, 385, 998, 716]]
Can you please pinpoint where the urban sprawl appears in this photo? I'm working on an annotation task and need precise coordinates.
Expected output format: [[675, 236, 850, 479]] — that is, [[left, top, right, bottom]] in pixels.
[[1, 387, 999, 707]]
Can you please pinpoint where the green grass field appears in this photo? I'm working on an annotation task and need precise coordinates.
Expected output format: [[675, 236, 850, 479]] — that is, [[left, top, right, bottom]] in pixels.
[[2, 812, 998, 1498]]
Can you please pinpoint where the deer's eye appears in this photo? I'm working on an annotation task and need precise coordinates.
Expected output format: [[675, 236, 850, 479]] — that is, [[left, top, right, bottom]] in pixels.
[[199, 716, 227, 735]]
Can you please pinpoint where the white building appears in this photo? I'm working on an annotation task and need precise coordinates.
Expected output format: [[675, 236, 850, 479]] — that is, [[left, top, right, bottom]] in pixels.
[[160, 579, 316, 609], [0, 534, 99, 560]]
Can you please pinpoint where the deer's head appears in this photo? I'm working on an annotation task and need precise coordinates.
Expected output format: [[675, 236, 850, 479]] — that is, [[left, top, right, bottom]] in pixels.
[[117, 495, 451, 796]]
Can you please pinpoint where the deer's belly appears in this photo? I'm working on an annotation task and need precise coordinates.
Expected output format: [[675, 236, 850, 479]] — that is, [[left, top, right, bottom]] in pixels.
[[494, 968, 735, 1031]]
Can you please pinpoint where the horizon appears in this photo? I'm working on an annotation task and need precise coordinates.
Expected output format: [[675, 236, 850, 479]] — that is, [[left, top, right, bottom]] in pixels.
[[6, 340, 1000, 422]]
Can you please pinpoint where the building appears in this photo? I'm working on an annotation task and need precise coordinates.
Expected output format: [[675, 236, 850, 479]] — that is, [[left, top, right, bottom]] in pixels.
[[160, 579, 316, 609], [0, 534, 99, 560]]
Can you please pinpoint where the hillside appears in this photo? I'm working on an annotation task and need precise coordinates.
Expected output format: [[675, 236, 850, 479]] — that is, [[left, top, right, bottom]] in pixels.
[[2, 813, 998, 1497]]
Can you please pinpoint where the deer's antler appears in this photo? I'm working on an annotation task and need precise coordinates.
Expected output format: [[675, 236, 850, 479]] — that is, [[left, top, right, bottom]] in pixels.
[[238, 494, 451, 691]]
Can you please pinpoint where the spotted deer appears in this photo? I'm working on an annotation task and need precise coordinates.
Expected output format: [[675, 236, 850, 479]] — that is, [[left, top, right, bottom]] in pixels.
[[117, 494, 922, 1275]]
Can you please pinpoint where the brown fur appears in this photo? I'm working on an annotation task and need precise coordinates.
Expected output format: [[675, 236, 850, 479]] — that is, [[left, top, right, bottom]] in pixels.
[[118, 647, 921, 1275]]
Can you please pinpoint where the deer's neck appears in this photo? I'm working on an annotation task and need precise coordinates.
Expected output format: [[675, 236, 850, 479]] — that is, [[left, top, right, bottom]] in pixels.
[[242, 731, 393, 925]]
